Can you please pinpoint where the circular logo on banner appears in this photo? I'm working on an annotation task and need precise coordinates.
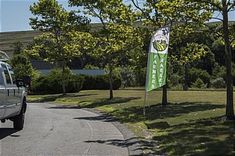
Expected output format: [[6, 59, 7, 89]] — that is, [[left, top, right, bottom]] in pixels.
[[152, 35, 168, 52]]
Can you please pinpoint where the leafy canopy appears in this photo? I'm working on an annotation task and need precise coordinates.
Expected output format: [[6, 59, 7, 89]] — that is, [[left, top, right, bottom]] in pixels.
[[29, 0, 91, 66]]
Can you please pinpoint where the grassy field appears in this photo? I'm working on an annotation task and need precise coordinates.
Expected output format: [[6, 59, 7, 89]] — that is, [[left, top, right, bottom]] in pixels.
[[28, 89, 235, 155], [0, 23, 104, 56]]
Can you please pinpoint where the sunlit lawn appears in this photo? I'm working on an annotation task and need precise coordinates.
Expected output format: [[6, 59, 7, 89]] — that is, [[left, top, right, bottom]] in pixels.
[[28, 89, 235, 155]]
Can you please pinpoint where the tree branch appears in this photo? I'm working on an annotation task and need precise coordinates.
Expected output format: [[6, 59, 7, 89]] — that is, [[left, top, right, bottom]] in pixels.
[[193, 0, 223, 11], [211, 17, 224, 22], [228, 3, 235, 11], [130, 0, 156, 24]]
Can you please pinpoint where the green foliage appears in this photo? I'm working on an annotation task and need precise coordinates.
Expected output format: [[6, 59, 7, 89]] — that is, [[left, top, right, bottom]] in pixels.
[[31, 69, 84, 94], [11, 41, 24, 55], [30, 0, 89, 33], [192, 50, 215, 74], [29, 31, 95, 65], [131, 0, 214, 93], [132, 0, 213, 63], [211, 78, 226, 88], [115, 66, 147, 88], [84, 64, 100, 70], [69, 0, 135, 24], [231, 24, 235, 48], [119, 67, 137, 88], [168, 74, 182, 88], [29, 0, 92, 94], [172, 43, 210, 65], [188, 68, 210, 87], [10, 54, 33, 79], [135, 67, 147, 87], [191, 78, 205, 89], [132, 0, 212, 27], [82, 75, 121, 90], [212, 63, 226, 80], [70, 0, 143, 99]]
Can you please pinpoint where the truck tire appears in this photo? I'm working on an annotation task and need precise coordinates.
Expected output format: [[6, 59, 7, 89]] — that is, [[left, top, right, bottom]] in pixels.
[[13, 101, 26, 130]]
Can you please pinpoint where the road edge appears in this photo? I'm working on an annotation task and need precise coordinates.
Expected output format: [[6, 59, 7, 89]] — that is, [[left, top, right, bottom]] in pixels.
[[83, 108, 143, 156]]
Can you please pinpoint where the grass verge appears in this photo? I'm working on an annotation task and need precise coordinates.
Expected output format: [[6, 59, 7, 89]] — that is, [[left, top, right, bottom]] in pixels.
[[28, 89, 235, 155]]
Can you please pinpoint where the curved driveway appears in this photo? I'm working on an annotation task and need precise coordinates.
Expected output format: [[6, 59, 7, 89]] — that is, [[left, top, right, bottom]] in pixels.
[[0, 103, 129, 156]]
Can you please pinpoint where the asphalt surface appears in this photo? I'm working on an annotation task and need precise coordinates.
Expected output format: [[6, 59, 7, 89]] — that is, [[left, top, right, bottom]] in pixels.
[[0, 103, 139, 156]]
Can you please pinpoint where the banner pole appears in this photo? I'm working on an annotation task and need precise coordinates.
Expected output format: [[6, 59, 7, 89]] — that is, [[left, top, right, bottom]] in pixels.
[[143, 90, 147, 116], [144, 27, 170, 115], [144, 38, 152, 116]]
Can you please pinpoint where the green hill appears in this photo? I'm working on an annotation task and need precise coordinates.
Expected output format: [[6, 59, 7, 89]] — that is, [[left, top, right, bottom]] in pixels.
[[0, 23, 102, 57], [0, 30, 41, 56], [0, 21, 234, 57]]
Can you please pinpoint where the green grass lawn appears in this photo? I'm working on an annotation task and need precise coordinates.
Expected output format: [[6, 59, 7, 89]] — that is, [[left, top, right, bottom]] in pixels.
[[28, 89, 235, 155]]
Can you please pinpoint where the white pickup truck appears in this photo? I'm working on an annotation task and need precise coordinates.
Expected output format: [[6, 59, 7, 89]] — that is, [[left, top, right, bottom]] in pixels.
[[0, 52, 28, 130]]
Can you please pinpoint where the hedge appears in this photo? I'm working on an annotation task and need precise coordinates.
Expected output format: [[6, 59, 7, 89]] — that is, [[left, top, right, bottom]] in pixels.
[[31, 70, 121, 94]]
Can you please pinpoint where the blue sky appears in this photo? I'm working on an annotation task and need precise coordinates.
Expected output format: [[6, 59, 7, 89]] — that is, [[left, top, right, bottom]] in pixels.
[[0, 0, 235, 32], [0, 0, 78, 32]]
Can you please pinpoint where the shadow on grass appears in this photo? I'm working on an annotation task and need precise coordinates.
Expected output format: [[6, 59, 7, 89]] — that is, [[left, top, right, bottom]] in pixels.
[[149, 117, 235, 156], [109, 102, 225, 123], [29, 93, 97, 103], [81, 97, 141, 108]]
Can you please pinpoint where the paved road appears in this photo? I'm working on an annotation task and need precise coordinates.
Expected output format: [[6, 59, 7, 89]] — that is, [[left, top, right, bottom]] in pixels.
[[0, 103, 129, 156]]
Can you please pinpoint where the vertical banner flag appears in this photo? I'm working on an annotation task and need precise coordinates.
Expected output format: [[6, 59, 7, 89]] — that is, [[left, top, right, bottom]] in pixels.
[[146, 27, 170, 92]]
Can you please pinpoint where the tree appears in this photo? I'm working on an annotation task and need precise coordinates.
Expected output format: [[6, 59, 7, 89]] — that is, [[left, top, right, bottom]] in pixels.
[[194, 0, 235, 120], [29, 0, 90, 94], [69, 0, 143, 99], [11, 41, 24, 55], [10, 42, 33, 79], [131, 0, 212, 105], [10, 54, 34, 80]]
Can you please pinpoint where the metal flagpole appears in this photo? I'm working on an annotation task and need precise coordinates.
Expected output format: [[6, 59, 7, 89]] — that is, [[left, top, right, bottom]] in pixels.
[[144, 50, 150, 116], [143, 91, 147, 116], [143, 33, 154, 116]]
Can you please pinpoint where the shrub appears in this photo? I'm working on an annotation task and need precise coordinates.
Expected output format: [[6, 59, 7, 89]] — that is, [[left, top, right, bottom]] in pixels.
[[168, 73, 181, 87], [211, 77, 226, 88], [188, 68, 210, 87], [82, 75, 121, 90], [192, 78, 205, 89], [120, 67, 137, 88], [31, 69, 84, 94], [135, 67, 146, 87], [212, 63, 226, 80], [10, 54, 33, 79], [212, 63, 235, 86]]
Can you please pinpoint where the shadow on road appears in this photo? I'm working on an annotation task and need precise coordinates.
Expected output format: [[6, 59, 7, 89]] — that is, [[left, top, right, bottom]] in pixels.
[[48, 105, 81, 109], [85, 137, 147, 156], [29, 93, 98, 103], [0, 128, 19, 140], [74, 114, 116, 122]]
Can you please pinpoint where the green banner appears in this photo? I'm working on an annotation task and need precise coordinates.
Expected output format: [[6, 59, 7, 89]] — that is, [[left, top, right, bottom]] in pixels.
[[146, 27, 170, 92]]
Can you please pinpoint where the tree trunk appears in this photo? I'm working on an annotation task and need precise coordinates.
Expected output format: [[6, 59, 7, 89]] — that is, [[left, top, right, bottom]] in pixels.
[[222, 0, 235, 120], [162, 84, 167, 107], [183, 64, 189, 91], [109, 67, 114, 100]]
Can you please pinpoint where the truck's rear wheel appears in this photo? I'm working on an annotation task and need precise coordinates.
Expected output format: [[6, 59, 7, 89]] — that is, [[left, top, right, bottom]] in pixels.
[[13, 102, 26, 130]]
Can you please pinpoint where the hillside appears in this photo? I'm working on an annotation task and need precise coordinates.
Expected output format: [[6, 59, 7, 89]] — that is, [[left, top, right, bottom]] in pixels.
[[0, 23, 103, 57], [0, 21, 234, 57], [0, 30, 41, 56]]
